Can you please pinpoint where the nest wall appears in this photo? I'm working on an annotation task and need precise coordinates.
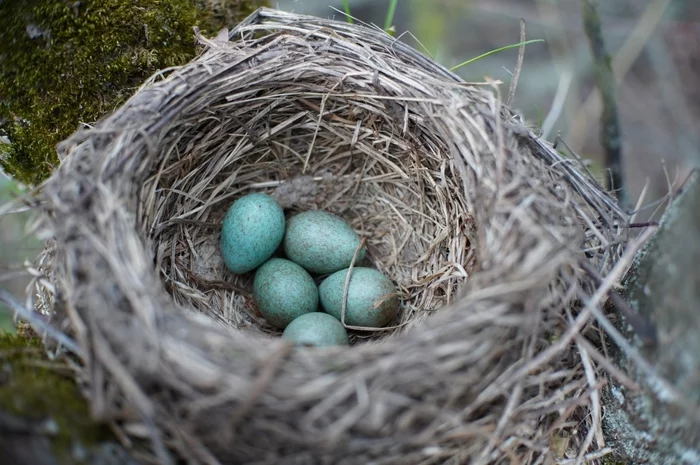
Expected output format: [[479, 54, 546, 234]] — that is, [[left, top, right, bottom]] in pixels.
[[31, 8, 629, 465]]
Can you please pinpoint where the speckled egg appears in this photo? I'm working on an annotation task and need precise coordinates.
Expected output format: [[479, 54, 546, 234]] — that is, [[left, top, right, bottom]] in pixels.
[[282, 312, 349, 347], [283, 210, 366, 275], [220, 193, 285, 274], [253, 258, 318, 329], [319, 267, 399, 328]]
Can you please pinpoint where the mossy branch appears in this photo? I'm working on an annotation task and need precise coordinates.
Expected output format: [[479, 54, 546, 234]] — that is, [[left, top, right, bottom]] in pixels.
[[0, 0, 267, 185], [0, 333, 139, 465], [582, 0, 626, 207]]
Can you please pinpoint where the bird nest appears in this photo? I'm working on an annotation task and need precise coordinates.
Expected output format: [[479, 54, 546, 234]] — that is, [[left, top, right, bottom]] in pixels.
[[28, 8, 629, 465]]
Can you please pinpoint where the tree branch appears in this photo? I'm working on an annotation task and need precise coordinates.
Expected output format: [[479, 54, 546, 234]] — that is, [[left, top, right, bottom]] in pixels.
[[582, 0, 626, 207]]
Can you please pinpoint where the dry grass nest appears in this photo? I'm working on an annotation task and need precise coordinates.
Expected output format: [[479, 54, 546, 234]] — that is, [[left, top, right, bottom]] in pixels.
[[26, 8, 631, 465]]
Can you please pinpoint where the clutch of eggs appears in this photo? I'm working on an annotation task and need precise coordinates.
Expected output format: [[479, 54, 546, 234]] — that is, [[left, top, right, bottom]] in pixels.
[[220, 193, 398, 346]]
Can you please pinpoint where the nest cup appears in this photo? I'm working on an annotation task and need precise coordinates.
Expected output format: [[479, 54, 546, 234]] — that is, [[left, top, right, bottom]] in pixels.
[[31, 8, 629, 465]]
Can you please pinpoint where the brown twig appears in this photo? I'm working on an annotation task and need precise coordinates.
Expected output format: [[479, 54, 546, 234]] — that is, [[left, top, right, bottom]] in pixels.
[[339, 237, 409, 332], [507, 18, 527, 107], [0, 288, 82, 356], [579, 259, 657, 346], [582, 0, 625, 206]]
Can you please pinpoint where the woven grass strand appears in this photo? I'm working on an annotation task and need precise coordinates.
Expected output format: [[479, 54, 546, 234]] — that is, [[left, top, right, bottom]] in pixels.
[[28, 8, 630, 465]]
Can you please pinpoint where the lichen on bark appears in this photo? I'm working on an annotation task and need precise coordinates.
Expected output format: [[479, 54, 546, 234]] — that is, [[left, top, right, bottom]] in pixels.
[[0, 0, 266, 185], [602, 173, 700, 464]]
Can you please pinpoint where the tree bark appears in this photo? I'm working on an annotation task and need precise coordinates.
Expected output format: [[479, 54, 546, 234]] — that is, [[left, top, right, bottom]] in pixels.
[[603, 172, 700, 464], [0, 333, 141, 465]]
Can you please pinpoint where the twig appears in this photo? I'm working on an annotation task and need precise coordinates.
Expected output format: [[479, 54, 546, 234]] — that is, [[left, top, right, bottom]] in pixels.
[[506, 19, 527, 107], [574, 343, 603, 464], [541, 70, 573, 140], [577, 232, 698, 417], [480, 224, 650, 401], [340, 237, 364, 328], [574, 334, 640, 391], [552, 135, 606, 193], [628, 221, 658, 228], [340, 238, 409, 333], [629, 178, 650, 225], [0, 288, 83, 357], [581, 288, 696, 411], [557, 447, 614, 464], [582, 0, 625, 206], [568, 0, 673, 150], [627, 169, 696, 219], [579, 260, 657, 346]]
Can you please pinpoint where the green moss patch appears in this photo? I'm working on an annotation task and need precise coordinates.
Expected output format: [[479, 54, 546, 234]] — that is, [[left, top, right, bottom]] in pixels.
[[0, 0, 265, 185], [0, 332, 108, 463]]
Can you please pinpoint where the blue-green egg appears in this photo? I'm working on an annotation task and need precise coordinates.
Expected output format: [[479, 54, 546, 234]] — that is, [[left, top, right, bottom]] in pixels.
[[253, 258, 318, 329], [282, 312, 349, 347], [319, 267, 399, 328], [220, 193, 285, 274], [283, 210, 366, 275]]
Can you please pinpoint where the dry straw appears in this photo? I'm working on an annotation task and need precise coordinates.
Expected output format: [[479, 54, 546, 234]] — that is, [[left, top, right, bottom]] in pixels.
[[26, 8, 630, 465]]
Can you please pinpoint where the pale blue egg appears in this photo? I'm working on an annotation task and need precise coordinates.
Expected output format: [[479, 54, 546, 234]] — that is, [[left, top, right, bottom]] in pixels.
[[220, 193, 285, 274], [283, 210, 366, 275], [319, 267, 399, 328], [282, 312, 349, 347], [254, 258, 318, 329]]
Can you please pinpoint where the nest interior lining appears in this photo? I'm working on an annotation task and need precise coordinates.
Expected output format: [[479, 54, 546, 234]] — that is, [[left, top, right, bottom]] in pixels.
[[31, 8, 630, 465], [143, 80, 475, 339]]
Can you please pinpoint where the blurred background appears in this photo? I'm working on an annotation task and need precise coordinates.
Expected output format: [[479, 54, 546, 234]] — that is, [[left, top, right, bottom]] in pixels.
[[276, 0, 698, 198], [2, 0, 698, 329], [0, 178, 40, 333]]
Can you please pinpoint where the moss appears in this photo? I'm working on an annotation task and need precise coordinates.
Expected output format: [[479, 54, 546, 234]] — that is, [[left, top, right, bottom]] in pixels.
[[194, 0, 262, 32], [601, 457, 627, 465], [0, 332, 108, 464], [0, 0, 267, 185]]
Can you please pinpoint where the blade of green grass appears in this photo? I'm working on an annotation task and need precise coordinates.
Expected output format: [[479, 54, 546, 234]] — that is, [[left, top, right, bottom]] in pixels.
[[384, 0, 398, 32], [450, 39, 545, 72], [341, 0, 354, 24], [534, 104, 544, 129]]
